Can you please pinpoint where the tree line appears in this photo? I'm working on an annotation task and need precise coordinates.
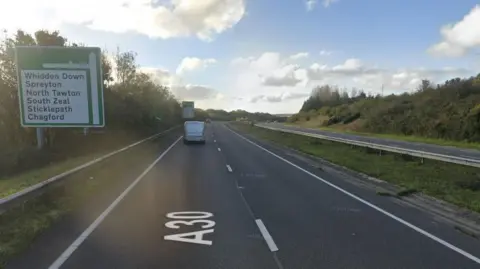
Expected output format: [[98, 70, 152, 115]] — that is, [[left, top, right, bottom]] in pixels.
[[0, 29, 280, 176], [291, 74, 480, 142]]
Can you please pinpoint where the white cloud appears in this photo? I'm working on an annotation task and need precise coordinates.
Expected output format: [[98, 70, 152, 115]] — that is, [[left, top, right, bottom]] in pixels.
[[140, 67, 178, 85], [290, 52, 309, 60], [226, 51, 474, 113], [0, 0, 246, 41], [249, 92, 310, 103], [231, 52, 307, 87], [261, 65, 305, 87], [171, 84, 219, 101], [306, 0, 317, 11], [307, 59, 471, 92], [319, 50, 333, 56], [140, 66, 220, 102], [306, 0, 338, 10], [322, 0, 339, 8], [428, 5, 480, 57], [176, 57, 216, 74], [231, 52, 473, 96]]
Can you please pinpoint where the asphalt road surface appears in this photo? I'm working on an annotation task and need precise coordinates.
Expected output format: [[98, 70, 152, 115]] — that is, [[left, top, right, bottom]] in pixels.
[[259, 122, 480, 161], [9, 122, 480, 269]]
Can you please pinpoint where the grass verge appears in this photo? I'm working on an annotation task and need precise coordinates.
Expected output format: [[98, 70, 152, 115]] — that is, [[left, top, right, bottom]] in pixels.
[[0, 132, 158, 199], [0, 131, 179, 268], [288, 122, 480, 150], [0, 152, 105, 199], [230, 122, 480, 213]]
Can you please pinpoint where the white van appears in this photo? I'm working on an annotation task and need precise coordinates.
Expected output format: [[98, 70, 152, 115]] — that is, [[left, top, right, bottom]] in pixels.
[[183, 121, 206, 144]]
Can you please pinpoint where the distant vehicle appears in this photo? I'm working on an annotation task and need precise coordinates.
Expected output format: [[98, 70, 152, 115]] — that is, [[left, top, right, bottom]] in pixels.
[[183, 121, 206, 144], [206, 118, 211, 123]]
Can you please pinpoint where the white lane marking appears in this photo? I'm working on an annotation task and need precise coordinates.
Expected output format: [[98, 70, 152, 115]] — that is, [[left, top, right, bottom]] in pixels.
[[48, 136, 183, 269], [226, 126, 480, 265], [226, 165, 233, 172], [255, 219, 278, 252], [214, 140, 217, 143], [217, 148, 221, 152]]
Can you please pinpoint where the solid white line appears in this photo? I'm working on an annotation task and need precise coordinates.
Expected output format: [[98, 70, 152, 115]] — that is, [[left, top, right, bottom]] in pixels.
[[226, 126, 480, 265], [0, 126, 179, 206], [48, 136, 183, 269], [217, 148, 221, 152], [255, 219, 278, 252], [226, 165, 233, 172]]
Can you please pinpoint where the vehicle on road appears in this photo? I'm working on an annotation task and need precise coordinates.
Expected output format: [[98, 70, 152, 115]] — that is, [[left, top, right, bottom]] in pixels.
[[184, 121, 206, 144]]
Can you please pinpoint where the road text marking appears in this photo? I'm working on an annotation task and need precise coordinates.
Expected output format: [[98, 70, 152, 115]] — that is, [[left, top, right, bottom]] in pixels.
[[226, 165, 233, 172], [164, 211, 215, 245], [255, 219, 278, 252], [217, 148, 221, 152], [226, 126, 480, 265], [48, 136, 182, 269]]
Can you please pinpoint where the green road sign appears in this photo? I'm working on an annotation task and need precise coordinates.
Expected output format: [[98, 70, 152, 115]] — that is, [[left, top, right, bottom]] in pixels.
[[182, 101, 194, 107], [15, 46, 105, 127], [181, 101, 195, 119]]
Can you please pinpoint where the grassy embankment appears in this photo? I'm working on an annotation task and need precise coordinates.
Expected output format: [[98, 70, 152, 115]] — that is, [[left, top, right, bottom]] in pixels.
[[288, 118, 480, 151], [230, 122, 480, 213]]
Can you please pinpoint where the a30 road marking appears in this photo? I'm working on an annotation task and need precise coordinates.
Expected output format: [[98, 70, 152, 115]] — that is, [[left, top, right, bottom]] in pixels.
[[255, 219, 278, 252], [48, 136, 183, 269], [226, 165, 233, 172], [226, 126, 480, 265], [164, 211, 215, 246]]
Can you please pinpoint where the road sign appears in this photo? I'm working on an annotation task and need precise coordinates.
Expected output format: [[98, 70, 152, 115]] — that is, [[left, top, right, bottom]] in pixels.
[[15, 46, 105, 127], [182, 101, 195, 119]]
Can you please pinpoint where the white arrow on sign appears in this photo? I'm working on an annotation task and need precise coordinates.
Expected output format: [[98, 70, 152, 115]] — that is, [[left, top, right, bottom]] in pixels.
[[42, 52, 100, 125]]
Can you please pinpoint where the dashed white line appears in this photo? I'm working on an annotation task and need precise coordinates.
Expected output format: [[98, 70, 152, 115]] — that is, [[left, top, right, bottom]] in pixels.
[[48, 136, 183, 269], [226, 126, 480, 265], [214, 140, 217, 143], [226, 165, 233, 172], [217, 148, 221, 152], [255, 219, 278, 252]]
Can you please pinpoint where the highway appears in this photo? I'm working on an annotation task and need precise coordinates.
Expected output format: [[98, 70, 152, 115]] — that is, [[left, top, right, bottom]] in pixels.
[[8, 122, 480, 269], [259, 122, 480, 161]]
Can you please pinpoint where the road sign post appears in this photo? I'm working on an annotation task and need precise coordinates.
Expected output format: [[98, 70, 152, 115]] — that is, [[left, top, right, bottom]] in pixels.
[[15, 46, 105, 128]]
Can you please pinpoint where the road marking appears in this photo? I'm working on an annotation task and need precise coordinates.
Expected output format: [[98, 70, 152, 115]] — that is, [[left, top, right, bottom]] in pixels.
[[255, 219, 278, 252], [0, 126, 179, 208], [217, 147, 221, 152], [214, 140, 217, 143], [48, 136, 183, 269], [226, 165, 233, 172], [164, 211, 215, 246], [226, 126, 480, 265]]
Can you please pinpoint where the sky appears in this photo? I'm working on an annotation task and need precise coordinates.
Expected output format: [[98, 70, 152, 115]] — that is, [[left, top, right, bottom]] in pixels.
[[1, 0, 480, 113]]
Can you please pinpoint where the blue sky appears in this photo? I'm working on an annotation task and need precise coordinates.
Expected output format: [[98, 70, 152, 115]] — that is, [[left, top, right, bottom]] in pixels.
[[2, 0, 480, 113]]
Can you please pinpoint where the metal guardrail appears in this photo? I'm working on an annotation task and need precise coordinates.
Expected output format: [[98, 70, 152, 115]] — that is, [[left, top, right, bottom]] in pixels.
[[0, 126, 180, 213], [255, 124, 480, 168]]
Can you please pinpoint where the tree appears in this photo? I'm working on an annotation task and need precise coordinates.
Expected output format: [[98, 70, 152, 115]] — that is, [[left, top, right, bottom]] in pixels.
[[115, 49, 137, 84]]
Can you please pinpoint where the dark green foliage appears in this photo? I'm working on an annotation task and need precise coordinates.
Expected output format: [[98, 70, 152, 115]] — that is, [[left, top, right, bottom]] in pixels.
[[294, 75, 480, 142], [343, 112, 361, 124], [203, 109, 282, 122], [0, 30, 183, 177]]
